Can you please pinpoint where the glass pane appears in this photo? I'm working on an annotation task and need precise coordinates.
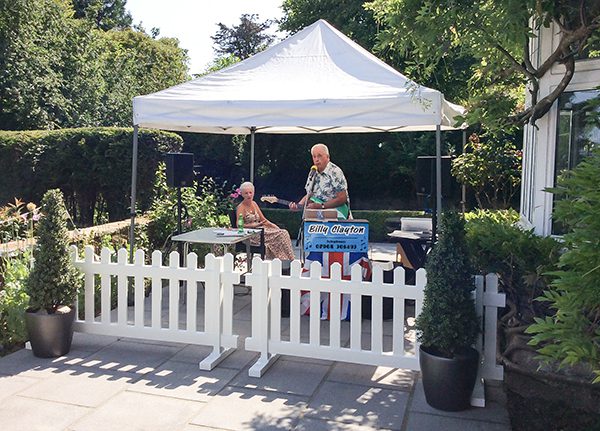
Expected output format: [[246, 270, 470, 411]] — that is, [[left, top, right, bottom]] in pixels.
[[552, 89, 600, 234]]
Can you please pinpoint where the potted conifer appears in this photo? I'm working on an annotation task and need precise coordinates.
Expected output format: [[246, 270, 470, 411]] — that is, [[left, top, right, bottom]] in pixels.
[[25, 189, 80, 357], [416, 211, 480, 411]]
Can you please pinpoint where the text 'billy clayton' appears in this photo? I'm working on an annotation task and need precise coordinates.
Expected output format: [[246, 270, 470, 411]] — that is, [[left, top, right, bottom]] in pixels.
[[307, 224, 366, 236]]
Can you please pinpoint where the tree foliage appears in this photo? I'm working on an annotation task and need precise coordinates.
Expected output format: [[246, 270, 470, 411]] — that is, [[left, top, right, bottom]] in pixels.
[[71, 0, 131, 30], [451, 133, 522, 209], [416, 211, 479, 357], [527, 148, 600, 383], [26, 189, 80, 314], [0, 0, 188, 130], [211, 13, 275, 60], [366, 0, 600, 131]]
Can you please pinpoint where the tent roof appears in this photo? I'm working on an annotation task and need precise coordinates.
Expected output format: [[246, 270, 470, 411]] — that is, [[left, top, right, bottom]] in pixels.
[[133, 19, 465, 135]]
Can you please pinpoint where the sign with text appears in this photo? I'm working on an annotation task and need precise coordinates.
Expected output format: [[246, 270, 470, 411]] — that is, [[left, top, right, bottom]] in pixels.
[[303, 220, 369, 253]]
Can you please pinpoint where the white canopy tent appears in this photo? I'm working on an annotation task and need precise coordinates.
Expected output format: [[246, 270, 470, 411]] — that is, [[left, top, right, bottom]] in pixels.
[[130, 19, 466, 250]]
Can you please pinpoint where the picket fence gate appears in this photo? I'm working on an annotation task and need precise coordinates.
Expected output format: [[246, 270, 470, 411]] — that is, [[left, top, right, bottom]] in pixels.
[[70, 247, 504, 407]]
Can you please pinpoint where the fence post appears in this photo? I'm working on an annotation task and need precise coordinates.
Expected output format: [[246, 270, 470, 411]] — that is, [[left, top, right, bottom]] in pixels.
[[246, 257, 279, 377], [482, 273, 505, 381], [199, 253, 234, 370]]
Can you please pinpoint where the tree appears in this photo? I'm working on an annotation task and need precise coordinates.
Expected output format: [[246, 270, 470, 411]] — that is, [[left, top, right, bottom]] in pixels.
[[0, 0, 188, 130], [0, 0, 73, 130], [366, 0, 600, 131], [71, 0, 132, 30], [451, 133, 522, 209], [211, 13, 275, 60]]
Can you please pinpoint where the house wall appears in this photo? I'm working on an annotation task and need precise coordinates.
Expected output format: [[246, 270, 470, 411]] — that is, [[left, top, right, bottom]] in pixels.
[[520, 23, 600, 236]]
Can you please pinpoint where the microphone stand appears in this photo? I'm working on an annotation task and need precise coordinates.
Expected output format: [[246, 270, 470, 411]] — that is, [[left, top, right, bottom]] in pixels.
[[298, 169, 318, 262]]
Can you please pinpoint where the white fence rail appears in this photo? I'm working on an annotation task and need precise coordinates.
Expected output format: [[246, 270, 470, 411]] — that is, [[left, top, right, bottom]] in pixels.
[[71, 246, 240, 370]]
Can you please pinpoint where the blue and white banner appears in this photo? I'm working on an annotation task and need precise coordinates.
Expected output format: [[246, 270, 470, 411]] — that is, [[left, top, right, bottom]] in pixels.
[[303, 220, 369, 253]]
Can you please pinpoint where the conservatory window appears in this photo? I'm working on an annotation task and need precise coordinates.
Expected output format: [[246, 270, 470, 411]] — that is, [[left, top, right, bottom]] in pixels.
[[552, 89, 600, 234]]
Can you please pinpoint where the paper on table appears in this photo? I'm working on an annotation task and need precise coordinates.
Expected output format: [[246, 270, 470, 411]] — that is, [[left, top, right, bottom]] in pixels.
[[214, 228, 246, 236]]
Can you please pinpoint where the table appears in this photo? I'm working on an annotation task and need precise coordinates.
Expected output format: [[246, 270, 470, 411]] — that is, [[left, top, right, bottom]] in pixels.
[[387, 230, 432, 269], [172, 227, 262, 269]]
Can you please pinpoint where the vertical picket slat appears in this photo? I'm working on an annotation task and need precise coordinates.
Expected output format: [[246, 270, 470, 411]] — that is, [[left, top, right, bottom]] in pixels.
[[270, 260, 282, 343], [134, 249, 145, 328], [350, 264, 362, 351], [168, 251, 180, 330], [392, 267, 405, 355], [100, 248, 111, 324], [371, 266, 384, 354], [151, 251, 162, 329], [84, 246, 95, 323], [309, 261, 321, 346], [117, 248, 128, 326]]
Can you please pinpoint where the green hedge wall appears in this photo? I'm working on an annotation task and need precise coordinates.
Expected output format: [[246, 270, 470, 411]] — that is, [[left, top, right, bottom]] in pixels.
[[0, 128, 182, 225], [261, 208, 427, 242]]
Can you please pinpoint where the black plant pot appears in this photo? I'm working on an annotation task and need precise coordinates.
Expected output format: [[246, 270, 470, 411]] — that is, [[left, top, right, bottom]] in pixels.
[[419, 345, 479, 411], [25, 306, 75, 358]]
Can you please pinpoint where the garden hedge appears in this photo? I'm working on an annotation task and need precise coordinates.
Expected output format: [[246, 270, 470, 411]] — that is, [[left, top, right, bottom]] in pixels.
[[0, 127, 182, 225]]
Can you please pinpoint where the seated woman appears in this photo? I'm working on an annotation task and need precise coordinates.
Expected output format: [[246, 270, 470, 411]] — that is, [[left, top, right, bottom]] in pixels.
[[236, 181, 295, 261]]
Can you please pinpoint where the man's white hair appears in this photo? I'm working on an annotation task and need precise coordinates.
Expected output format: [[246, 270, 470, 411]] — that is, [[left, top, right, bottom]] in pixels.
[[240, 181, 254, 192], [311, 143, 329, 156]]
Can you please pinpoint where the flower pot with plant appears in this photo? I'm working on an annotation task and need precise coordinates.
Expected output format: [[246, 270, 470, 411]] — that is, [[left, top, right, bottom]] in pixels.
[[416, 211, 480, 411], [24, 189, 80, 358]]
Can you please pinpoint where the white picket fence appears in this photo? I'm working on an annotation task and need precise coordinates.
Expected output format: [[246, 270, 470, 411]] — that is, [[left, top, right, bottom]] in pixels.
[[245, 258, 426, 377], [243, 257, 504, 406], [70, 246, 240, 370], [70, 247, 504, 406]]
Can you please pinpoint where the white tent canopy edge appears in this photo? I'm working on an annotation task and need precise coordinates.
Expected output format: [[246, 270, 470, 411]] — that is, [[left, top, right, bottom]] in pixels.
[[129, 19, 466, 255]]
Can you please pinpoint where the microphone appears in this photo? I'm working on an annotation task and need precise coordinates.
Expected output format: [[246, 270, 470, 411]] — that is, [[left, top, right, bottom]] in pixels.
[[308, 165, 317, 179]]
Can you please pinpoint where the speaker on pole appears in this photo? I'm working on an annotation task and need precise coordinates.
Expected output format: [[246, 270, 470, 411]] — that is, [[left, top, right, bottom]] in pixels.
[[415, 156, 454, 197], [165, 152, 195, 188]]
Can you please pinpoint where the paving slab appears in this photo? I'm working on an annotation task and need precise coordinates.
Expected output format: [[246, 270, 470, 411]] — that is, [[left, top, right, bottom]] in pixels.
[[409, 378, 510, 425], [70, 390, 203, 431], [172, 343, 258, 370], [405, 412, 511, 431], [17, 368, 131, 407], [0, 348, 77, 378], [189, 385, 308, 431], [293, 417, 393, 431], [327, 362, 416, 391], [230, 357, 330, 396], [70, 332, 118, 352], [76, 339, 184, 375], [128, 359, 239, 401], [0, 396, 90, 431], [304, 380, 410, 430], [0, 373, 39, 401]]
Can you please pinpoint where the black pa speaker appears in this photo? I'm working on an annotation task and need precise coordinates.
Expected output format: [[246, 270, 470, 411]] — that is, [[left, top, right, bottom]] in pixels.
[[415, 156, 454, 197], [165, 152, 194, 188]]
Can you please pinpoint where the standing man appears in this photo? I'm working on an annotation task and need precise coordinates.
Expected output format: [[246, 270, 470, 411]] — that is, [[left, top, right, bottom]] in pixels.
[[289, 143, 349, 219]]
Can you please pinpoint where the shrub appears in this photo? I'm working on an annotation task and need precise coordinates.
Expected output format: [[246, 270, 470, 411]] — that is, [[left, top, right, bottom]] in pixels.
[[527, 148, 600, 383], [0, 250, 31, 350], [26, 189, 80, 313], [146, 164, 228, 253], [465, 209, 560, 326], [416, 211, 479, 357], [0, 128, 182, 225]]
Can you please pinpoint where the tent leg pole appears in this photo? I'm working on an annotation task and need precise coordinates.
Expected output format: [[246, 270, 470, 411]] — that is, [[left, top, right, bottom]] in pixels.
[[250, 127, 256, 183], [435, 125, 442, 234], [129, 125, 139, 262], [461, 130, 467, 214]]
